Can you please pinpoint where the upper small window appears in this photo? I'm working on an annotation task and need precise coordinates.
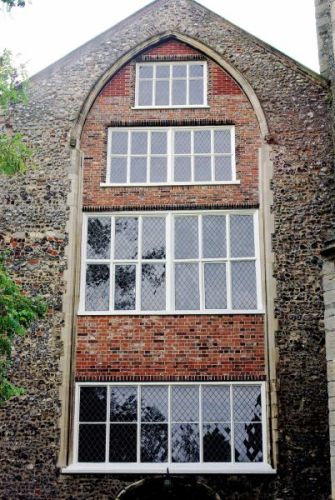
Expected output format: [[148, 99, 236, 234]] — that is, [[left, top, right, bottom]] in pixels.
[[135, 62, 207, 107]]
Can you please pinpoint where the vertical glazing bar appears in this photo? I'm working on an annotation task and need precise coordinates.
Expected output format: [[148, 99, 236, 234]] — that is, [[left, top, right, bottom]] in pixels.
[[199, 384, 203, 463], [137, 385, 141, 463], [105, 385, 111, 463], [230, 384, 235, 463]]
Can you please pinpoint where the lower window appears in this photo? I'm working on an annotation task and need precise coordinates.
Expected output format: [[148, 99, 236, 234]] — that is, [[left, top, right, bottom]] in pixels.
[[72, 382, 267, 472]]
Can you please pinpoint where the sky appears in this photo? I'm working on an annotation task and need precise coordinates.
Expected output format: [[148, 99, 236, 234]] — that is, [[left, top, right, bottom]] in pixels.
[[0, 0, 319, 77]]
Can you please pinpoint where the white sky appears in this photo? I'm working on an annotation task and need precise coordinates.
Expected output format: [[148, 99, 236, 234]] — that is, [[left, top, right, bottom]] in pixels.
[[0, 0, 319, 77]]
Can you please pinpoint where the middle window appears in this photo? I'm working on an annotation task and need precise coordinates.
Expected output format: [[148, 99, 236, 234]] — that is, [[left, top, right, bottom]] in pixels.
[[81, 211, 261, 314], [105, 126, 236, 185]]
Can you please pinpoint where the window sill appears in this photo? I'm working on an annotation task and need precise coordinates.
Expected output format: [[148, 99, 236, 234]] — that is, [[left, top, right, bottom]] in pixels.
[[62, 463, 276, 475], [132, 105, 210, 110], [100, 181, 241, 187], [77, 309, 265, 316]]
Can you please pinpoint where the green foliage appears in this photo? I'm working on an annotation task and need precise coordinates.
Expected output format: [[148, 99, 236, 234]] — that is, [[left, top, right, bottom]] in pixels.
[[0, 255, 47, 405], [0, 132, 33, 174], [0, 49, 28, 112], [0, 0, 25, 10]]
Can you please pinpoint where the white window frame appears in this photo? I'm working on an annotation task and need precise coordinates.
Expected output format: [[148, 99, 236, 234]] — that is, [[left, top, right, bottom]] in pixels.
[[78, 210, 263, 316], [63, 381, 275, 474], [134, 61, 208, 108], [103, 126, 238, 187]]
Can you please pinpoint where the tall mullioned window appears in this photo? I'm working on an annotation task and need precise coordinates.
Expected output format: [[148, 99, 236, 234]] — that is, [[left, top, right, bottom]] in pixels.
[[105, 126, 236, 185], [135, 62, 207, 107], [80, 210, 262, 314]]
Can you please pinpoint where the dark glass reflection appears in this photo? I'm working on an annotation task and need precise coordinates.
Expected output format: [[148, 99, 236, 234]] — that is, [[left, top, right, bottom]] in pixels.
[[80, 386, 107, 422], [141, 424, 168, 463], [172, 424, 199, 463], [141, 386, 168, 422], [110, 386, 137, 422], [78, 424, 106, 462], [85, 264, 110, 311], [114, 265, 136, 310], [203, 424, 231, 462], [109, 424, 137, 462], [234, 423, 263, 463], [87, 217, 111, 259]]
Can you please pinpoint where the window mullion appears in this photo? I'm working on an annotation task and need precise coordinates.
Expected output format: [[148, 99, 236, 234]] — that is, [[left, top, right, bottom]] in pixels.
[[168, 129, 173, 184], [170, 214, 175, 313], [105, 385, 111, 463], [199, 215, 204, 311], [137, 385, 141, 463], [230, 385, 235, 464], [191, 130, 195, 182], [127, 131, 131, 184], [166, 213, 172, 312], [211, 129, 215, 182], [226, 215, 232, 310], [136, 217, 143, 312], [168, 384, 172, 464], [169, 64, 172, 106], [199, 385, 203, 463], [147, 131, 151, 183], [186, 63, 190, 105], [110, 217, 115, 312]]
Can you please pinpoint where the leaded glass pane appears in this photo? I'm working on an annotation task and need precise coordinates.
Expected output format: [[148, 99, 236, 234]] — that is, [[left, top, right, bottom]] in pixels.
[[202, 386, 230, 422], [203, 424, 231, 462], [189, 64, 203, 77], [155, 80, 169, 106], [215, 156, 232, 181], [174, 156, 191, 182], [141, 386, 168, 422], [139, 65, 153, 78], [80, 387, 107, 422], [114, 218, 138, 259], [78, 424, 106, 462], [233, 386, 262, 422], [234, 423, 263, 463], [172, 65, 187, 77], [110, 386, 137, 422], [203, 215, 226, 258], [138, 80, 152, 106], [150, 157, 167, 182], [175, 217, 198, 259], [231, 261, 257, 310], [214, 130, 231, 154], [109, 424, 137, 462], [142, 217, 166, 259], [172, 80, 186, 105], [141, 264, 166, 311], [204, 263, 227, 310], [110, 157, 127, 183], [194, 156, 211, 181], [230, 215, 255, 257], [87, 217, 111, 259], [114, 265, 136, 310], [151, 132, 167, 154], [111, 131, 128, 154], [174, 131, 191, 154], [156, 65, 169, 78], [194, 130, 211, 154], [85, 264, 109, 311], [172, 386, 199, 422], [172, 424, 199, 462], [130, 157, 147, 183], [189, 79, 204, 105], [141, 424, 168, 463], [175, 263, 199, 310]]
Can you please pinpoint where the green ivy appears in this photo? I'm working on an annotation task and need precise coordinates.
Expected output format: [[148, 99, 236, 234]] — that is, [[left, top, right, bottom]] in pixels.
[[0, 132, 33, 174], [0, 255, 47, 405]]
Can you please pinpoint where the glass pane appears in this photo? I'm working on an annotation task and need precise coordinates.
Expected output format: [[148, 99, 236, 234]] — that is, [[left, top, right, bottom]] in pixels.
[[202, 386, 230, 422], [151, 132, 167, 154], [139, 65, 153, 78], [111, 386, 137, 422], [175, 216, 198, 259], [80, 387, 107, 422], [142, 217, 166, 259], [130, 157, 147, 183], [231, 261, 257, 309], [172, 386, 199, 422], [215, 156, 232, 181], [78, 424, 106, 462], [114, 218, 138, 259], [204, 263, 227, 309], [234, 423, 263, 463], [141, 424, 168, 463], [155, 80, 169, 106], [131, 132, 147, 154], [150, 157, 167, 182], [141, 264, 166, 311], [156, 65, 169, 78], [194, 130, 211, 154], [203, 424, 231, 462], [189, 79, 204, 105], [172, 65, 186, 77], [194, 156, 211, 181], [87, 217, 111, 259], [109, 424, 137, 462], [110, 157, 127, 183], [233, 386, 262, 422], [174, 156, 191, 182], [114, 265, 136, 310], [172, 424, 199, 462], [111, 131, 128, 154], [138, 80, 152, 106], [174, 131, 191, 154], [214, 130, 231, 154], [230, 215, 255, 257], [141, 386, 168, 422], [85, 264, 109, 311], [189, 64, 203, 77], [203, 215, 226, 258], [172, 80, 186, 105], [175, 263, 200, 310]]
